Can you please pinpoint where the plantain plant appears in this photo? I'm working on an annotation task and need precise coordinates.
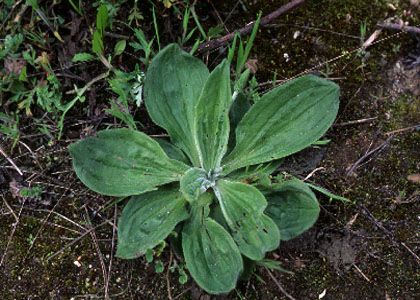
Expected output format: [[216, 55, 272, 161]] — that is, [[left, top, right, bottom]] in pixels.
[[69, 43, 340, 294]]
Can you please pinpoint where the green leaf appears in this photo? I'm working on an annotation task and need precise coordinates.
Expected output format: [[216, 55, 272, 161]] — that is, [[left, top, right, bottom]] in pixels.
[[227, 33, 238, 63], [242, 13, 260, 72], [306, 182, 352, 203], [108, 70, 133, 106], [144, 43, 209, 167], [19, 66, 27, 81], [256, 259, 293, 274], [92, 30, 104, 54], [222, 75, 340, 174], [92, 4, 108, 55], [0, 34, 24, 60], [182, 217, 243, 294], [227, 159, 283, 182], [155, 260, 164, 273], [234, 69, 251, 94], [265, 179, 320, 240], [229, 92, 250, 130], [116, 189, 188, 259], [312, 139, 331, 146], [96, 4, 108, 33], [178, 267, 188, 284], [145, 248, 154, 262], [214, 180, 280, 260], [106, 101, 136, 130], [195, 60, 232, 171], [114, 40, 126, 56], [69, 128, 189, 196], [154, 138, 189, 164], [180, 168, 212, 203], [27, 0, 39, 9], [207, 24, 224, 38], [72, 52, 95, 63], [228, 92, 250, 151]]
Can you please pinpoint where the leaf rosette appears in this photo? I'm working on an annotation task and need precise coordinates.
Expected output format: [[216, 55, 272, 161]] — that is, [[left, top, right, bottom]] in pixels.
[[69, 44, 340, 294]]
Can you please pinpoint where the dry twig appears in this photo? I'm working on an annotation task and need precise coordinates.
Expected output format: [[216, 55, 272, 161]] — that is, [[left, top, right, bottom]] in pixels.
[[353, 264, 371, 282], [22, 180, 76, 262], [401, 242, 420, 264], [385, 124, 420, 136], [335, 117, 377, 127], [196, 0, 306, 53], [46, 220, 108, 261], [0, 146, 23, 176], [265, 268, 296, 300], [346, 136, 393, 176], [362, 29, 383, 48], [359, 205, 420, 264], [84, 207, 109, 299], [303, 167, 325, 181], [0, 198, 25, 267], [104, 205, 118, 299], [166, 249, 174, 300], [377, 22, 420, 35], [2, 195, 19, 223]]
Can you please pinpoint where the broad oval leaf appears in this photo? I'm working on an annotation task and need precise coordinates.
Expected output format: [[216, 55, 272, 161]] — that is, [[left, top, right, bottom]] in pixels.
[[116, 189, 189, 259], [144, 43, 209, 166], [215, 180, 280, 260], [265, 179, 320, 240], [182, 217, 243, 294], [195, 59, 232, 171], [69, 128, 189, 196], [179, 168, 212, 203], [222, 75, 339, 174]]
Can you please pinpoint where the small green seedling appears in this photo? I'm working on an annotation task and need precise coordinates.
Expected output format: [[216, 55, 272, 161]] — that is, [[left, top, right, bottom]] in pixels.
[[69, 44, 340, 294]]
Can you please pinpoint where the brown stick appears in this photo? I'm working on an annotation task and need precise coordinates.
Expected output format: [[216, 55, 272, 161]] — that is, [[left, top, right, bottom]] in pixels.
[[265, 268, 297, 300], [346, 136, 393, 176], [377, 22, 420, 35], [0, 146, 23, 176], [196, 0, 306, 53], [166, 249, 174, 300], [385, 124, 420, 136], [335, 117, 377, 127]]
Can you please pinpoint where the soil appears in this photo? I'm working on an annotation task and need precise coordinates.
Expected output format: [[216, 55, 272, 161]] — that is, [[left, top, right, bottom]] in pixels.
[[1, 1, 419, 299]]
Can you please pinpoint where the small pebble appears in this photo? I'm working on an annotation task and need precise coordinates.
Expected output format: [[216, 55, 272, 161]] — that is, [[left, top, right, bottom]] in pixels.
[[387, 3, 397, 10], [73, 260, 82, 268]]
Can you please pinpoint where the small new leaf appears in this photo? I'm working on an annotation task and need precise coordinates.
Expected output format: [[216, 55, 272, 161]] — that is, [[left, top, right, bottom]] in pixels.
[[114, 40, 126, 56], [180, 168, 212, 203], [92, 4, 108, 55], [96, 4, 108, 33], [92, 30, 104, 54], [72, 52, 95, 63]]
